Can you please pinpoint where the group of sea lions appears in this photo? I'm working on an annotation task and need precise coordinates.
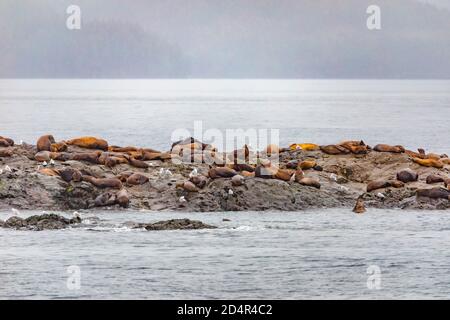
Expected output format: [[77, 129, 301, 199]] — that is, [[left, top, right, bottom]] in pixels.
[[2, 134, 450, 209]]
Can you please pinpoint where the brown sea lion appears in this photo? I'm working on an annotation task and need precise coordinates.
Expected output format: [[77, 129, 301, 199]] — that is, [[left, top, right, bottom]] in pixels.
[[241, 170, 255, 178], [208, 167, 237, 179], [232, 163, 255, 172], [34, 151, 51, 162], [116, 171, 134, 182], [189, 175, 208, 189], [426, 153, 442, 161], [59, 168, 82, 182], [353, 196, 366, 214], [320, 145, 351, 155], [0, 149, 13, 157], [373, 144, 405, 153], [266, 144, 279, 156], [340, 140, 369, 154], [177, 181, 199, 192], [289, 143, 320, 151], [126, 173, 149, 186], [405, 150, 424, 159], [142, 151, 171, 161], [286, 160, 299, 169], [416, 188, 449, 200], [298, 177, 321, 189], [0, 136, 14, 147], [299, 160, 317, 170], [108, 146, 139, 153], [254, 165, 278, 179], [396, 169, 418, 183], [82, 176, 123, 189], [294, 169, 305, 182], [70, 152, 101, 164], [50, 142, 68, 152], [367, 180, 391, 192], [116, 189, 130, 207], [127, 157, 149, 169], [426, 175, 445, 184], [390, 180, 405, 188], [66, 136, 108, 151], [50, 152, 71, 161], [37, 135, 56, 152], [412, 158, 444, 169], [442, 158, 450, 165]]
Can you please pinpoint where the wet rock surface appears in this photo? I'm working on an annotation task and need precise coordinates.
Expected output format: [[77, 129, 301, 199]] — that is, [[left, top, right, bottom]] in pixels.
[[1, 136, 449, 212], [0, 213, 81, 231], [127, 218, 217, 230]]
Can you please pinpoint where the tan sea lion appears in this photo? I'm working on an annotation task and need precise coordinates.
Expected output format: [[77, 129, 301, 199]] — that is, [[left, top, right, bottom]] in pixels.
[[0, 136, 14, 147], [405, 150, 424, 159], [396, 169, 418, 183], [115, 171, 134, 183], [353, 196, 366, 214], [127, 156, 149, 169], [340, 140, 369, 154], [320, 145, 351, 155], [66, 136, 108, 151], [116, 189, 130, 207], [108, 146, 140, 153], [82, 176, 123, 189], [177, 181, 199, 192], [142, 151, 171, 161], [442, 158, 450, 165], [208, 167, 237, 179], [289, 143, 319, 151], [38, 168, 59, 177], [298, 177, 321, 189], [254, 165, 278, 179], [241, 170, 255, 178], [232, 163, 255, 172], [412, 158, 444, 169], [50, 142, 68, 152], [37, 135, 56, 152], [231, 175, 245, 186], [373, 144, 405, 153], [50, 152, 71, 161], [426, 175, 445, 184], [126, 173, 149, 186], [299, 160, 317, 170], [274, 168, 294, 181], [367, 180, 391, 192], [294, 169, 305, 182], [34, 151, 51, 162]]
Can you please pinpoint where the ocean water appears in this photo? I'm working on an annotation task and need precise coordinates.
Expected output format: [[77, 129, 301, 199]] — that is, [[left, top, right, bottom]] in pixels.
[[1, 79, 450, 299], [0, 79, 449, 153]]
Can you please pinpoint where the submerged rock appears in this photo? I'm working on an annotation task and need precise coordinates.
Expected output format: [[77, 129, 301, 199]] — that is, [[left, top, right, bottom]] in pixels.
[[131, 218, 216, 231], [0, 214, 81, 231]]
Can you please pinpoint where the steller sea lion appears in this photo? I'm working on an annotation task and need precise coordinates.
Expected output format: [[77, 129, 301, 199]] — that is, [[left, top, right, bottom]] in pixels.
[[442, 158, 450, 165], [37, 135, 56, 152], [266, 144, 279, 156], [373, 144, 405, 153], [82, 176, 123, 189], [232, 163, 255, 172], [70, 152, 101, 164], [396, 169, 418, 183], [208, 167, 237, 179], [59, 168, 82, 182], [299, 160, 317, 170], [339, 140, 369, 154], [66, 136, 108, 151], [50, 142, 68, 152], [405, 149, 424, 159], [294, 169, 305, 182], [254, 165, 278, 179], [320, 145, 351, 155], [367, 180, 391, 192], [241, 170, 255, 178], [274, 168, 294, 181], [412, 157, 444, 169], [34, 151, 51, 162], [426, 175, 445, 184], [142, 151, 171, 161], [286, 160, 299, 169], [115, 171, 134, 183], [116, 189, 130, 207], [177, 181, 199, 192], [298, 177, 321, 189], [231, 174, 245, 186], [108, 146, 139, 153], [0, 136, 14, 147], [353, 196, 366, 214], [126, 173, 149, 186], [94, 192, 117, 207], [416, 188, 449, 200], [289, 143, 319, 151], [0, 149, 13, 158], [189, 175, 208, 189], [50, 152, 71, 161], [38, 168, 59, 177]]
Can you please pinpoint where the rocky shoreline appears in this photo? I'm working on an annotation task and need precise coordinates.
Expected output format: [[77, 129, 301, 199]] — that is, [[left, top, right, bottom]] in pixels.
[[1, 135, 449, 212]]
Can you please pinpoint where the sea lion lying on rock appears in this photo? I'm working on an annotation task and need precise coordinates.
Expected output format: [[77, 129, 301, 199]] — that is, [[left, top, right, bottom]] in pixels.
[[0, 214, 81, 231], [0, 136, 14, 147], [66, 136, 108, 151], [396, 169, 418, 183], [412, 158, 444, 169], [0, 149, 13, 157], [82, 176, 123, 189], [177, 181, 199, 192], [426, 175, 445, 184], [50, 142, 68, 152], [189, 175, 208, 189], [126, 173, 149, 185], [299, 160, 317, 170], [373, 144, 405, 153], [37, 135, 56, 151], [34, 151, 51, 162], [209, 167, 237, 179], [116, 189, 130, 207], [70, 152, 101, 164], [59, 167, 83, 182], [320, 145, 351, 155], [274, 168, 295, 181], [289, 143, 319, 151], [123, 155, 149, 168], [95, 189, 130, 207], [298, 177, 321, 189], [339, 140, 369, 154], [416, 188, 449, 200], [367, 180, 404, 192]]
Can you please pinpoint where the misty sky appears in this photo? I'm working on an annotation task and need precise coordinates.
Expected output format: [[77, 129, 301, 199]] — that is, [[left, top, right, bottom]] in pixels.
[[1, 0, 450, 78]]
